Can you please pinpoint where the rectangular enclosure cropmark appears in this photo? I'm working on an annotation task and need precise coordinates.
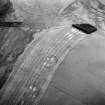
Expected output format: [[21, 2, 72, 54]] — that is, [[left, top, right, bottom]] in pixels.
[[72, 23, 97, 34]]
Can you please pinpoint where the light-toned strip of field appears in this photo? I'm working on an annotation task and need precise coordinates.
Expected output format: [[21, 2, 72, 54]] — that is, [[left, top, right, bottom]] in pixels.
[[0, 24, 87, 105]]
